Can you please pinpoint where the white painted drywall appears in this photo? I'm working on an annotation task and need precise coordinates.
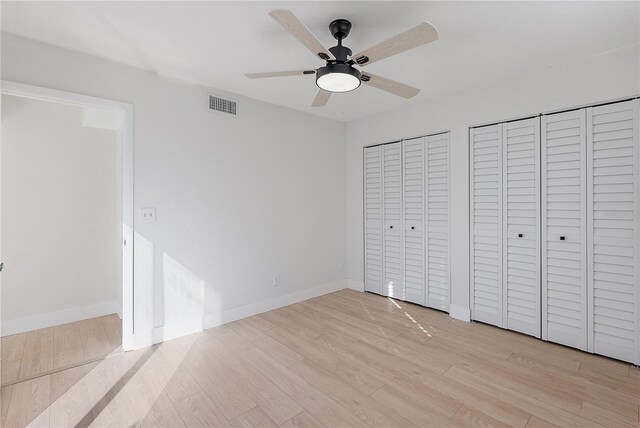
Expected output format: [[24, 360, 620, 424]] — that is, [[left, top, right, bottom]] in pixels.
[[1, 95, 122, 335], [346, 44, 640, 320], [1, 34, 347, 346]]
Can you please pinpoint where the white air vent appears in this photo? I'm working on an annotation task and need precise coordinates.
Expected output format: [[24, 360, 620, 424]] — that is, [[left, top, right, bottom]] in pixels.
[[209, 95, 237, 115]]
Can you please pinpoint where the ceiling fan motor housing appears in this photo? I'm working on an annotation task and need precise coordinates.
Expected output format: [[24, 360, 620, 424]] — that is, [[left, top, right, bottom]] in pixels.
[[329, 19, 352, 40]]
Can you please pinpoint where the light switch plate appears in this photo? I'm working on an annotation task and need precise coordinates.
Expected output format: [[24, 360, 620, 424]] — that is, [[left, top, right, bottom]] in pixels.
[[140, 207, 157, 223]]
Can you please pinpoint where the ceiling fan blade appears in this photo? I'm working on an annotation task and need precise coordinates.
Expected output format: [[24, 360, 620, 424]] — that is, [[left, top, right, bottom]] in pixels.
[[269, 10, 335, 61], [361, 73, 420, 99], [245, 70, 316, 79], [311, 89, 331, 107], [352, 22, 438, 66]]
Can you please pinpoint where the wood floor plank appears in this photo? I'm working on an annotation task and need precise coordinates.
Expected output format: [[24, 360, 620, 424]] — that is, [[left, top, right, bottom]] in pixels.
[[279, 411, 325, 428], [317, 292, 429, 334], [525, 415, 560, 427], [240, 314, 277, 332], [26, 407, 49, 428], [138, 390, 186, 428], [296, 301, 451, 374], [184, 341, 257, 420], [77, 359, 138, 427], [79, 315, 120, 360], [284, 303, 362, 347], [52, 322, 85, 370], [289, 358, 418, 427], [1, 385, 13, 427], [239, 347, 371, 427], [579, 401, 640, 427], [48, 372, 93, 427], [369, 383, 460, 427], [432, 343, 584, 415], [578, 362, 639, 391], [173, 391, 232, 427], [17, 328, 54, 380], [227, 319, 304, 367], [421, 371, 532, 427], [49, 362, 93, 403], [443, 366, 603, 427], [163, 365, 202, 404], [258, 309, 320, 340], [451, 404, 514, 428], [1, 334, 26, 385], [296, 300, 399, 340], [263, 327, 387, 395], [4, 376, 50, 428], [202, 330, 305, 425], [501, 355, 640, 418], [102, 314, 123, 350], [230, 406, 279, 428]]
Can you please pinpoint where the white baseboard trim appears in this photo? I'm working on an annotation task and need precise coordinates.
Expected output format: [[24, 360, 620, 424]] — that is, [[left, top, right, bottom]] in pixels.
[[1, 300, 121, 337], [203, 279, 347, 330], [134, 279, 348, 348], [449, 303, 471, 322], [347, 279, 365, 292]]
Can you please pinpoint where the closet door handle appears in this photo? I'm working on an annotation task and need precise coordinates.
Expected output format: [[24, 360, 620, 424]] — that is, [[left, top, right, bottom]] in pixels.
[[560, 236, 566, 241], [389, 226, 393, 229], [411, 226, 415, 230], [518, 233, 523, 238]]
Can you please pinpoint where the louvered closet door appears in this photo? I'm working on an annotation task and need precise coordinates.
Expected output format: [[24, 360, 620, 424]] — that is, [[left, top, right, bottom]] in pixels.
[[426, 133, 450, 311], [503, 119, 540, 337], [542, 110, 588, 350], [383, 142, 404, 298], [587, 99, 640, 364], [471, 125, 503, 326], [403, 138, 425, 305], [364, 146, 383, 295]]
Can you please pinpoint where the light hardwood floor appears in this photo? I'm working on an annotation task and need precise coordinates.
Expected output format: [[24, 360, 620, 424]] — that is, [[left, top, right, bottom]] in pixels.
[[1, 289, 638, 427], [1, 314, 122, 388]]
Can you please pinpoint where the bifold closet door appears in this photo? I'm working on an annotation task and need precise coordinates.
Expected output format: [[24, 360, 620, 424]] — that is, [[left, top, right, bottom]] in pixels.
[[472, 119, 540, 334], [542, 110, 588, 350], [503, 118, 540, 337], [402, 138, 425, 304], [470, 125, 503, 326], [364, 146, 383, 295], [426, 133, 450, 311], [587, 99, 639, 364], [382, 142, 404, 298]]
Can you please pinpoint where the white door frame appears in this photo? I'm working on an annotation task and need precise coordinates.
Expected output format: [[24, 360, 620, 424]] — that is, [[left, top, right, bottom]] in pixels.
[[1, 80, 135, 350]]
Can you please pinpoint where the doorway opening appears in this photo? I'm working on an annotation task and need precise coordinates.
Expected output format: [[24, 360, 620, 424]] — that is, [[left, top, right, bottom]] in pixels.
[[0, 81, 134, 388]]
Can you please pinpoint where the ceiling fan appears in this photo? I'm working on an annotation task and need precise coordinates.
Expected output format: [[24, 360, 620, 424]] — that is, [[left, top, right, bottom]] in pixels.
[[245, 10, 439, 107]]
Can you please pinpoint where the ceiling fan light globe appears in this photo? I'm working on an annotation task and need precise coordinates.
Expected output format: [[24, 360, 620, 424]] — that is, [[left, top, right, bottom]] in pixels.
[[316, 64, 361, 93]]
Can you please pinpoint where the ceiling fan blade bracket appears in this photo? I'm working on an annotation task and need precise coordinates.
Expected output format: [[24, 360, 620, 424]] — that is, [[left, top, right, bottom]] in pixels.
[[360, 74, 371, 82], [303, 70, 316, 75], [355, 55, 370, 65], [318, 52, 330, 60]]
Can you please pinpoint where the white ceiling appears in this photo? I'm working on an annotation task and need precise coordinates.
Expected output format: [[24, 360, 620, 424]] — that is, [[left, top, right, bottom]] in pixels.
[[2, 1, 638, 122]]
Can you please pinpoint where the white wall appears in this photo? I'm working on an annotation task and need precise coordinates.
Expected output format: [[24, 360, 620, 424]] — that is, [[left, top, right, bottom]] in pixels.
[[1, 34, 348, 346], [1, 95, 122, 335], [346, 44, 640, 320]]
